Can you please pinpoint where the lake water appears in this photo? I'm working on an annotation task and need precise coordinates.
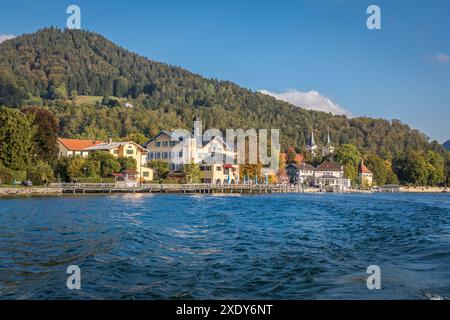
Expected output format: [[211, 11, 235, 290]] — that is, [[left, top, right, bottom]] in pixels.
[[0, 193, 449, 300]]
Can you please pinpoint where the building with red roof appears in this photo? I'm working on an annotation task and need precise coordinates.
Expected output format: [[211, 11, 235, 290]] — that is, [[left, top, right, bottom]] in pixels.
[[359, 160, 373, 187], [57, 138, 103, 158]]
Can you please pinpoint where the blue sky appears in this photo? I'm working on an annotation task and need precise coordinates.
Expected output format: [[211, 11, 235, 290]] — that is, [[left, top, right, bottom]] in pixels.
[[0, 0, 449, 142]]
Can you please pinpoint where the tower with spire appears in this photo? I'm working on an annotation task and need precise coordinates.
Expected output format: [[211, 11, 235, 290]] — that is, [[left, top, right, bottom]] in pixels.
[[321, 127, 335, 157], [306, 129, 319, 157]]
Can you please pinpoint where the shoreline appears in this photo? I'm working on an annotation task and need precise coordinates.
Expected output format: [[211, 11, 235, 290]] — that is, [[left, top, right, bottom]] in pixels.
[[0, 185, 448, 198]]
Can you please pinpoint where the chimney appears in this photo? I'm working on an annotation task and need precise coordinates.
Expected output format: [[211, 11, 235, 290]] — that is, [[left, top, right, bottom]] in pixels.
[[108, 137, 113, 144]]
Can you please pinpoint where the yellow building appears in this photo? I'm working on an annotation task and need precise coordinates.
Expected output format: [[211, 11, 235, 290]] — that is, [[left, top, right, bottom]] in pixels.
[[200, 163, 239, 184], [146, 131, 182, 171], [85, 140, 154, 183]]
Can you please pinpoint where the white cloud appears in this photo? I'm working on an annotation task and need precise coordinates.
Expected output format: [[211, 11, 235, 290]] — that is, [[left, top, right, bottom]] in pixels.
[[0, 34, 15, 43], [426, 52, 450, 64], [258, 89, 352, 117]]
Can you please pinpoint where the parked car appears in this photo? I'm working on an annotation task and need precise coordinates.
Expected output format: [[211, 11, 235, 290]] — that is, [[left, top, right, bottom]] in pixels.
[[21, 180, 33, 187]]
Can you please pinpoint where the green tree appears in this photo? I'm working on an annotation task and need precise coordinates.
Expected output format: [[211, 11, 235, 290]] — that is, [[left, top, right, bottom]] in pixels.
[[0, 68, 24, 106], [113, 77, 129, 97], [183, 161, 201, 184], [118, 157, 137, 171], [54, 157, 71, 182], [27, 160, 54, 185], [148, 160, 169, 179], [126, 132, 148, 145], [394, 150, 430, 186], [335, 144, 361, 183], [425, 151, 445, 186], [67, 156, 87, 180], [365, 154, 388, 186], [0, 107, 36, 170], [53, 85, 68, 99], [88, 152, 121, 177]]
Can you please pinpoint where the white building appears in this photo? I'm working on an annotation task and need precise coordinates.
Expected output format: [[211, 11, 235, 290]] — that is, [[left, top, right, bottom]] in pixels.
[[145, 117, 239, 183], [286, 160, 350, 191], [286, 162, 316, 185], [314, 160, 350, 191]]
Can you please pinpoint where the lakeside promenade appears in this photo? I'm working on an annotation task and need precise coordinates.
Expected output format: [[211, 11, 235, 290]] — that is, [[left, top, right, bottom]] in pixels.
[[0, 183, 303, 196], [1, 184, 447, 197]]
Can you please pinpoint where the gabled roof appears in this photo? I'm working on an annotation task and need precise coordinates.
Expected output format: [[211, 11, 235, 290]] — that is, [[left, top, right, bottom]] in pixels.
[[203, 136, 234, 151], [85, 141, 148, 153], [315, 160, 343, 172], [58, 138, 103, 151], [359, 161, 372, 174], [112, 169, 139, 178], [144, 130, 174, 147]]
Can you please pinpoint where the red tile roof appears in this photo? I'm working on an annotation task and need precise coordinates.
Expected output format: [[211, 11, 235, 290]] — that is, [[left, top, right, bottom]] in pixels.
[[359, 161, 372, 174], [58, 138, 103, 151], [315, 160, 343, 172]]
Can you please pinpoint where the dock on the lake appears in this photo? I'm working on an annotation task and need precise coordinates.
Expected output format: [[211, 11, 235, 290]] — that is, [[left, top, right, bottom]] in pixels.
[[52, 183, 303, 195]]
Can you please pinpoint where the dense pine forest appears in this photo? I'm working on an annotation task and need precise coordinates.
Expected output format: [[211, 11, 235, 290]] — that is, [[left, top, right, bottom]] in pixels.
[[0, 28, 449, 185]]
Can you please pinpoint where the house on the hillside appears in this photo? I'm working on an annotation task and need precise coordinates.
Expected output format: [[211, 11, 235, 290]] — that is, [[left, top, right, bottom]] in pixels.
[[57, 138, 103, 158]]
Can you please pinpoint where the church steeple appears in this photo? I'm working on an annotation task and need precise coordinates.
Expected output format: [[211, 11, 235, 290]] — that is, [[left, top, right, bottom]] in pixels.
[[310, 130, 316, 146]]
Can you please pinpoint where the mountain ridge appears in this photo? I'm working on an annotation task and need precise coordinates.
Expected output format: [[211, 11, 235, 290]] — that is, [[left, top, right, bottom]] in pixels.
[[0, 27, 444, 157]]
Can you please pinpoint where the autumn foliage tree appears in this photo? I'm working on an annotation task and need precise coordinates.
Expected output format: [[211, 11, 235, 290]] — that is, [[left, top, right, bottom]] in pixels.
[[22, 107, 59, 163]]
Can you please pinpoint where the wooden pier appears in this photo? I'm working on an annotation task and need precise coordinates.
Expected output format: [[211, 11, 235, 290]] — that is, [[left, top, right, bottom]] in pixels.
[[52, 183, 303, 195]]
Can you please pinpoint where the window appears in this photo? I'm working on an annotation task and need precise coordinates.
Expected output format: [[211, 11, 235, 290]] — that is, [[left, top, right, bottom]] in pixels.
[[169, 141, 176, 147], [149, 153, 154, 159], [179, 151, 183, 158], [162, 152, 168, 159], [216, 166, 222, 171], [156, 142, 161, 147], [155, 152, 161, 159], [126, 150, 134, 155], [162, 141, 168, 147], [143, 172, 149, 177], [113, 150, 118, 155]]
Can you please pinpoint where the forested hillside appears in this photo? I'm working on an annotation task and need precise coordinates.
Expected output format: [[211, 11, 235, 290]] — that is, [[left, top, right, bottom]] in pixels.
[[0, 28, 445, 157]]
